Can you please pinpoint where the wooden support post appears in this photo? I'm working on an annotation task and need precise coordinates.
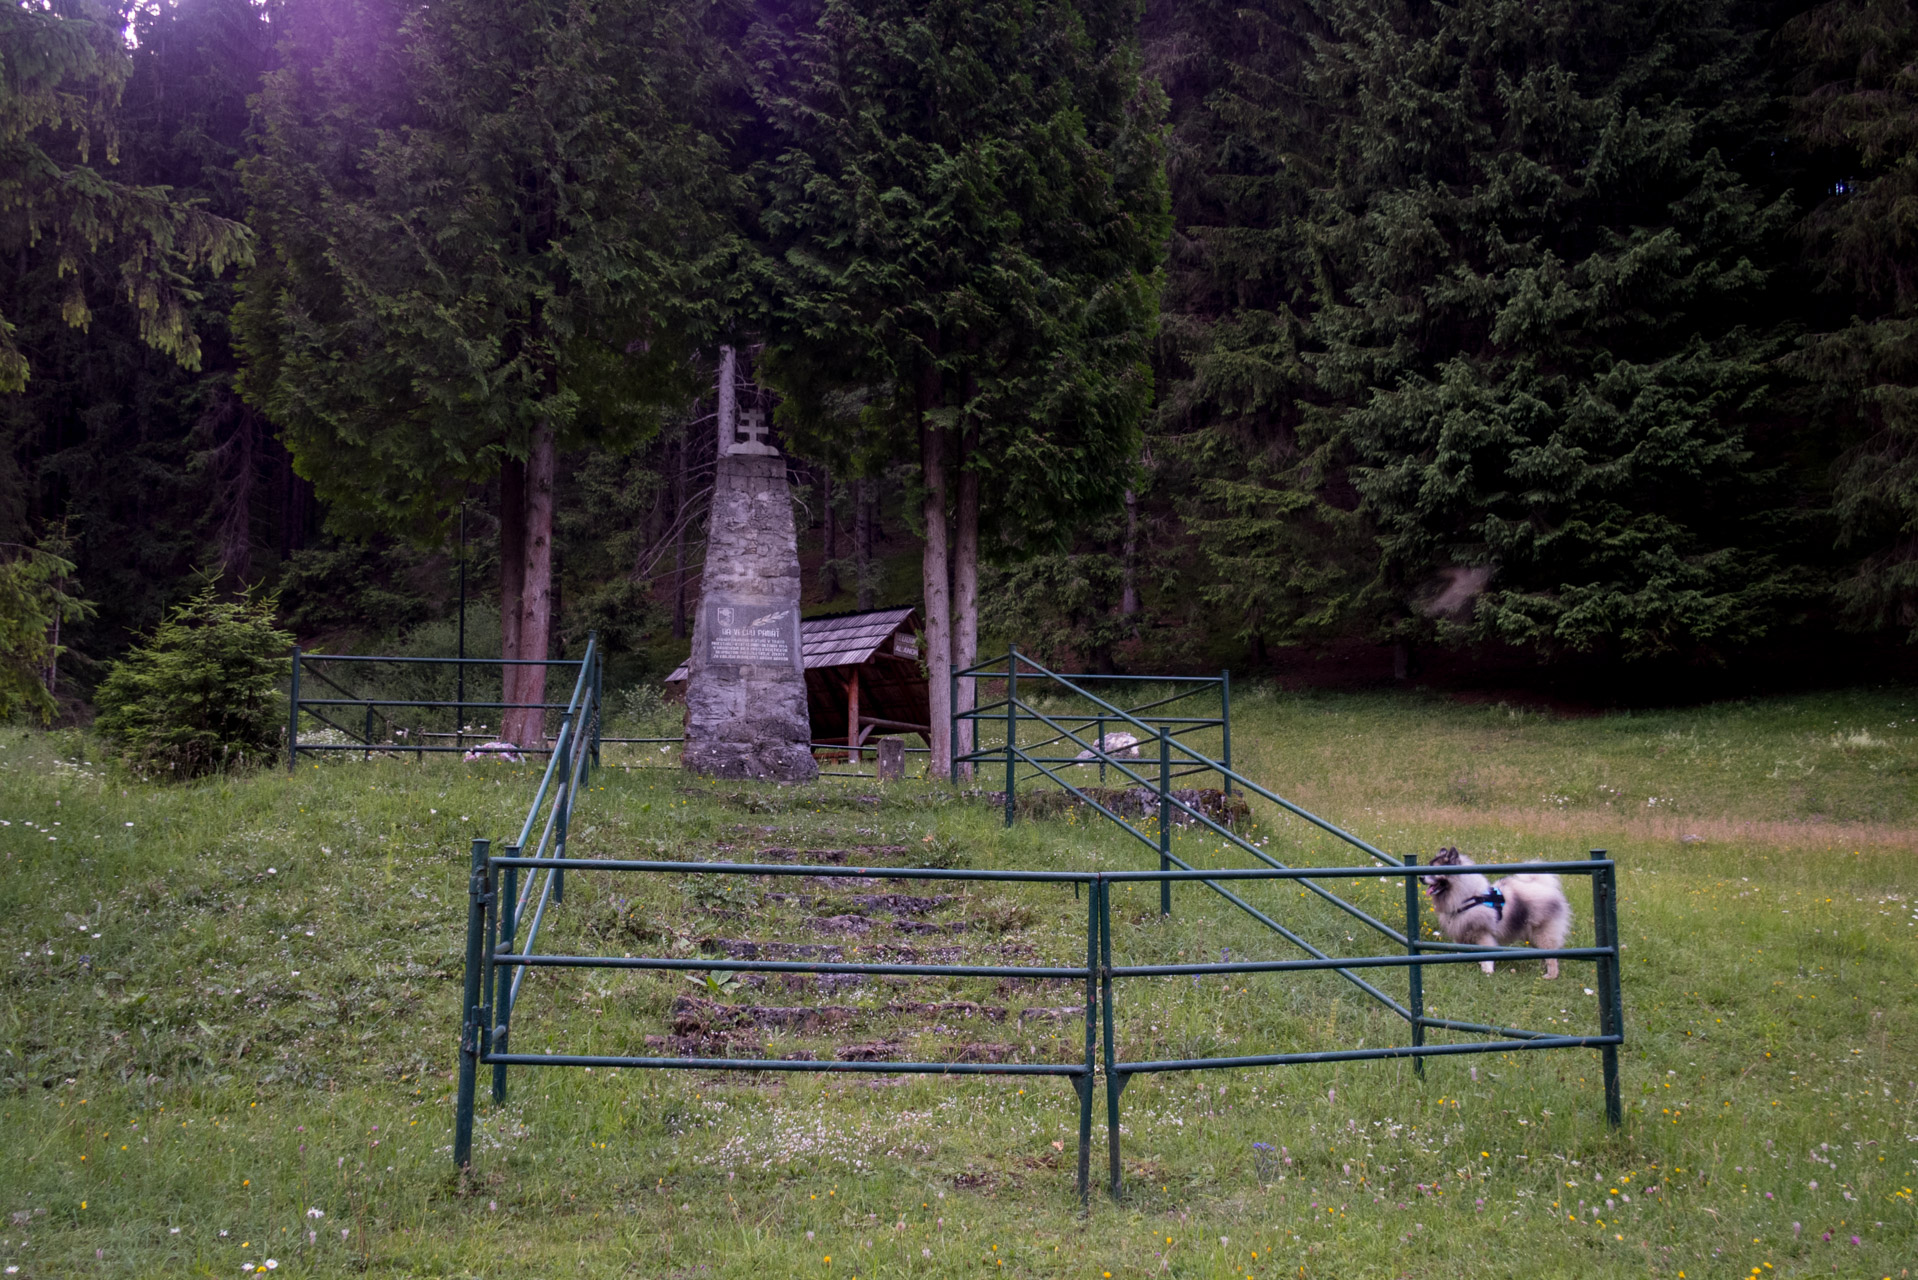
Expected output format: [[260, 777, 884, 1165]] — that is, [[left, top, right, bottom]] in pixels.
[[846, 668, 862, 760]]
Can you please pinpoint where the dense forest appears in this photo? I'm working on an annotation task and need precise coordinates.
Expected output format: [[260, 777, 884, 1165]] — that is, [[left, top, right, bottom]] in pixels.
[[3, 0, 1915, 716]]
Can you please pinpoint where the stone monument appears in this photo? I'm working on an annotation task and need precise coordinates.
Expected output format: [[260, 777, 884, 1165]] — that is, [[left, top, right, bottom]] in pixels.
[[682, 347, 818, 782]]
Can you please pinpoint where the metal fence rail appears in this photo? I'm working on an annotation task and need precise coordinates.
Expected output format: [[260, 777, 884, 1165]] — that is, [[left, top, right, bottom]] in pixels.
[[953, 665, 1232, 793], [445, 642, 1624, 1202], [457, 854, 1105, 1194], [947, 646, 1625, 1193], [289, 648, 594, 766], [453, 852, 1621, 1200]]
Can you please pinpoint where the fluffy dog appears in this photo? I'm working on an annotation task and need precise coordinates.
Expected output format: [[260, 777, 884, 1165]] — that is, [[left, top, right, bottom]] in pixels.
[[1421, 847, 1571, 978]]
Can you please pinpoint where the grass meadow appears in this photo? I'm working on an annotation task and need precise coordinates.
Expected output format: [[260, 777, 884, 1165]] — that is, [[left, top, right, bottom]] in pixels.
[[0, 685, 1914, 1277]]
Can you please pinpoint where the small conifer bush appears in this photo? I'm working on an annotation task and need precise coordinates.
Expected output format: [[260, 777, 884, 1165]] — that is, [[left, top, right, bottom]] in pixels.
[[95, 583, 293, 778]]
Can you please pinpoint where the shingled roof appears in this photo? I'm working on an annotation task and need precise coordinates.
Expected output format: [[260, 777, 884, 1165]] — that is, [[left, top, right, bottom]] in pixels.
[[665, 606, 919, 682]]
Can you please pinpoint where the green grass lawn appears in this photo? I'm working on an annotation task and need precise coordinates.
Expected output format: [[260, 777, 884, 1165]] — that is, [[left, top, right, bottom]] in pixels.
[[1, 686, 1914, 1278]]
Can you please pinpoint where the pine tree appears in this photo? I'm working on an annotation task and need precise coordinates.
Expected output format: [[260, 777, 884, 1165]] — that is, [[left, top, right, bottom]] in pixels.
[[1785, 0, 1918, 639], [1144, 0, 1378, 664], [1, 0, 279, 671], [1283, 0, 1807, 661], [0, 0, 252, 393], [239, 0, 734, 743], [757, 0, 1169, 771]]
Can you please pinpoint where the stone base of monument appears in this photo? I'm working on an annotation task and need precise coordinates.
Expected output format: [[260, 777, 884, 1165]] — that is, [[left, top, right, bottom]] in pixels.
[[682, 449, 819, 785], [683, 738, 820, 782]]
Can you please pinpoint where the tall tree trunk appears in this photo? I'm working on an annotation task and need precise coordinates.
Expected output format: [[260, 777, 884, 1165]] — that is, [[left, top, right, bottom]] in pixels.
[[671, 423, 689, 639], [951, 431, 979, 778], [277, 443, 293, 563], [920, 415, 952, 780], [219, 408, 255, 586], [1120, 486, 1140, 618], [43, 595, 59, 697], [508, 424, 557, 749], [820, 465, 839, 600], [855, 477, 875, 609], [499, 458, 526, 738]]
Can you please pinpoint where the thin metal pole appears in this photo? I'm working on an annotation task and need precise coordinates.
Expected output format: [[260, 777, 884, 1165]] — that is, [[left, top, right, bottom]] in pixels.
[[553, 757, 569, 905], [454, 837, 490, 1167], [590, 641, 602, 772], [492, 852, 518, 1103], [287, 646, 301, 773], [1078, 875, 1098, 1203], [1004, 648, 1018, 827], [457, 504, 466, 756], [364, 703, 373, 762], [1159, 728, 1172, 917], [1593, 849, 1622, 1126], [949, 661, 959, 785], [1219, 670, 1232, 796], [1097, 715, 1105, 786], [1100, 878, 1123, 1199], [1406, 852, 1424, 1076]]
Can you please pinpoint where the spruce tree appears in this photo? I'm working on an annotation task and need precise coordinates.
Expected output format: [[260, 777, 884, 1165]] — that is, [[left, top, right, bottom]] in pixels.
[[0, 0, 252, 393], [2, 0, 276, 667], [1143, 0, 1377, 662], [239, 0, 732, 742], [1297, 0, 1804, 661], [1785, 0, 1918, 639], [756, 0, 1168, 771]]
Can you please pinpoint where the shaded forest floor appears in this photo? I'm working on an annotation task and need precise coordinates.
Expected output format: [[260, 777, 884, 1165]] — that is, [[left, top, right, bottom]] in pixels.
[[1, 687, 1914, 1277]]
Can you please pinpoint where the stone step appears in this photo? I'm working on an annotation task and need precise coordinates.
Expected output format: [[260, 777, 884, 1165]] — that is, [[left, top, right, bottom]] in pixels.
[[638, 1039, 1027, 1065], [700, 937, 1038, 964], [670, 993, 1086, 1036], [644, 1037, 1059, 1066], [799, 913, 967, 936], [764, 892, 957, 914], [722, 845, 915, 863]]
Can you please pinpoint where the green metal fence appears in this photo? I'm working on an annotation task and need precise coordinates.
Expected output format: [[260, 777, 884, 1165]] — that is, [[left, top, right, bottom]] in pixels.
[[451, 642, 1623, 1201], [456, 851, 1107, 1193], [288, 646, 596, 767], [952, 661, 1232, 797], [951, 647, 1626, 1166]]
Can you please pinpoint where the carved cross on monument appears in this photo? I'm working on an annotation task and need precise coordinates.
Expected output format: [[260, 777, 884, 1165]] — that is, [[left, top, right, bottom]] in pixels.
[[681, 346, 818, 782]]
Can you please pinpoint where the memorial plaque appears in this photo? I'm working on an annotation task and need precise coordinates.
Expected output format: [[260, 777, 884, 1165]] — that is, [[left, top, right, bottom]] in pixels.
[[703, 599, 802, 668]]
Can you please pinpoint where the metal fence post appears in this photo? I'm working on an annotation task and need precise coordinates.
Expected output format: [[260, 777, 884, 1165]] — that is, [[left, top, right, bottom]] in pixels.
[[590, 642, 602, 772], [363, 703, 374, 762], [1078, 876, 1099, 1203], [950, 662, 960, 785], [287, 646, 301, 773], [454, 837, 490, 1168], [1158, 729, 1172, 917], [1593, 849, 1622, 1126], [492, 850, 518, 1104], [553, 746, 570, 905], [1004, 648, 1018, 828], [1405, 853, 1424, 1076], [1096, 715, 1106, 786], [1219, 670, 1232, 796], [1100, 877, 1124, 1200]]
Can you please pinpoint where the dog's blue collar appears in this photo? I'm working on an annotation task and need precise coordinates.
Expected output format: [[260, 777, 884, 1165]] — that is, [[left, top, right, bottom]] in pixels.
[[1462, 887, 1506, 920]]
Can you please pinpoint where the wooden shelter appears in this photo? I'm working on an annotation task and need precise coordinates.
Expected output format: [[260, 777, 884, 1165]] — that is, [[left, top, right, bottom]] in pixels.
[[669, 606, 929, 751]]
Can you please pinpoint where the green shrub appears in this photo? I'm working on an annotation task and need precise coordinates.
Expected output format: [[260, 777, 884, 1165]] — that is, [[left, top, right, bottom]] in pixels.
[[0, 530, 94, 724], [94, 583, 293, 778]]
